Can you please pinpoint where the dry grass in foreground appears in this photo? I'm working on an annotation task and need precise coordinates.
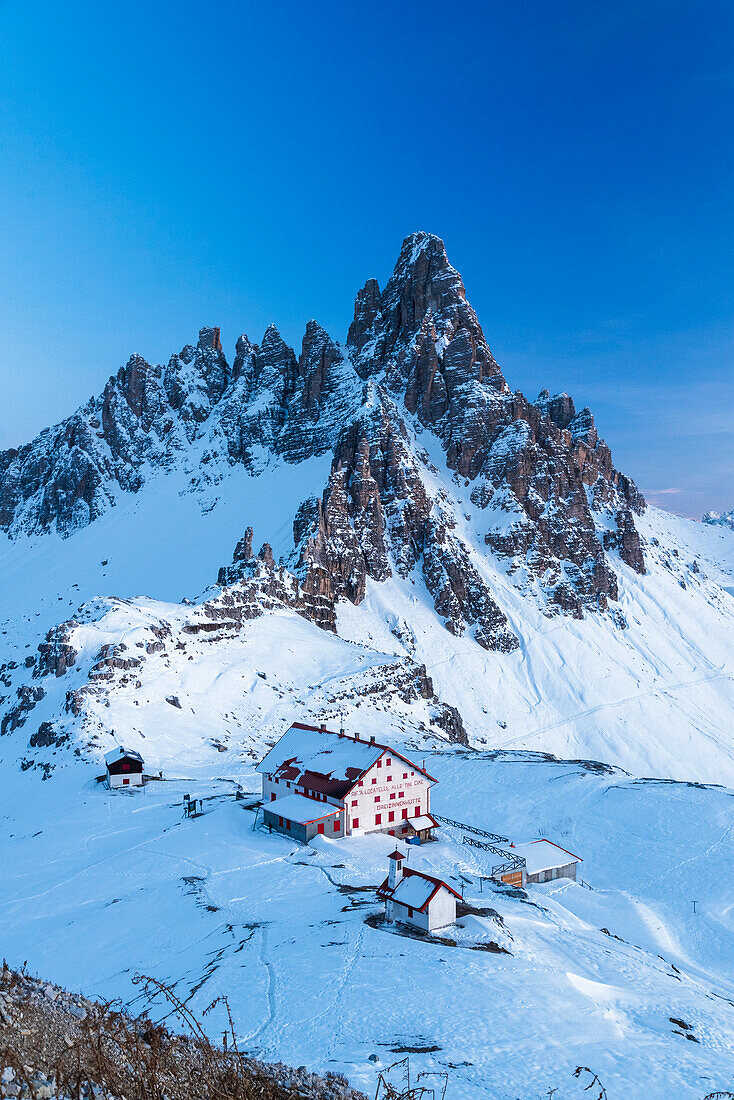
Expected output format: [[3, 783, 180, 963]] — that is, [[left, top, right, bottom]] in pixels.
[[0, 963, 367, 1100]]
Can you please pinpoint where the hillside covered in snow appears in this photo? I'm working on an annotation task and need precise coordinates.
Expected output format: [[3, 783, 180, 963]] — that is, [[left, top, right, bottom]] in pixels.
[[1, 232, 733, 1098]]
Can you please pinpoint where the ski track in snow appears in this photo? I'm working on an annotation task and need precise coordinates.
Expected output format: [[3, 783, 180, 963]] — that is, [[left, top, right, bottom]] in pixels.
[[496, 665, 733, 751]]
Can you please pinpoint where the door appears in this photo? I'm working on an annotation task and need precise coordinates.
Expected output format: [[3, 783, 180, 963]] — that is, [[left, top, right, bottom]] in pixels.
[[317, 823, 324, 834], [123, 778, 129, 786]]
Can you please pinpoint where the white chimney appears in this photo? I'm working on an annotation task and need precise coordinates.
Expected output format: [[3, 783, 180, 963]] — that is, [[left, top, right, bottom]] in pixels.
[[388, 849, 405, 890]]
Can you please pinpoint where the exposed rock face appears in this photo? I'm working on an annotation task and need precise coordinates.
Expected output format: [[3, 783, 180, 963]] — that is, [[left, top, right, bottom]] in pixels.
[[217, 533, 337, 632], [0, 230, 646, 631], [289, 390, 518, 650], [0, 684, 45, 735], [212, 322, 362, 471], [346, 232, 645, 615], [36, 622, 79, 678], [703, 508, 734, 532]]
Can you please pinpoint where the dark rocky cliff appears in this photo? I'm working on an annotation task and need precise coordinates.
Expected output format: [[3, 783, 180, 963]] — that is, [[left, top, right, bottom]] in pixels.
[[0, 232, 645, 636]]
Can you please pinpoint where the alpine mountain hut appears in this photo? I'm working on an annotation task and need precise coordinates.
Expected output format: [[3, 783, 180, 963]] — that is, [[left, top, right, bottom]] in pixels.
[[105, 747, 144, 789], [257, 721, 438, 843]]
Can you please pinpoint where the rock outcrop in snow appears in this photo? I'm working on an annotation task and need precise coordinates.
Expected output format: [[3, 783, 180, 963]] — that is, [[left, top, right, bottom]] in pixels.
[[703, 508, 734, 532]]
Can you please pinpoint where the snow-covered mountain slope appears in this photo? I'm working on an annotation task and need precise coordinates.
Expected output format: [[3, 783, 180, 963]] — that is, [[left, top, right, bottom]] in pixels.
[[1, 230, 733, 1097], [1, 412, 732, 784]]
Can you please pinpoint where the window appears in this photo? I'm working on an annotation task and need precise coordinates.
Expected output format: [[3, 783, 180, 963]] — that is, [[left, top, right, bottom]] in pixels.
[[374, 795, 380, 803], [317, 823, 324, 835], [377, 759, 382, 768], [372, 777, 377, 784], [286, 782, 290, 789], [402, 808, 408, 819], [410, 771, 414, 776], [358, 780, 363, 787], [375, 813, 381, 825], [353, 817, 359, 828], [398, 791, 404, 798], [351, 799, 358, 807], [278, 817, 283, 826], [403, 772, 407, 779], [414, 806, 421, 816], [123, 777, 129, 785], [388, 811, 395, 822], [271, 793, 276, 801], [387, 776, 392, 782], [390, 793, 396, 800], [122, 762, 130, 771], [333, 820, 339, 833], [408, 907, 413, 917], [286, 820, 291, 830], [386, 757, 391, 765]]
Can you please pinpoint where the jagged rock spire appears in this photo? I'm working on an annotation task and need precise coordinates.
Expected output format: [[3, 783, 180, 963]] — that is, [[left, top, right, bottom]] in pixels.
[[347, 231, 508, 439]]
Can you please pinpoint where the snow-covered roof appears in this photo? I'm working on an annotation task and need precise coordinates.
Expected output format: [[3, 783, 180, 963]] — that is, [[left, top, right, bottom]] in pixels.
[[407, 814, 438, 832], [512, 840, 582, 875], [378, 868, 462, 912], [389, 874, 436, 910], [265, 793, 340, 825], [257, 722, 435, 797], [104, 746, 143, 765]]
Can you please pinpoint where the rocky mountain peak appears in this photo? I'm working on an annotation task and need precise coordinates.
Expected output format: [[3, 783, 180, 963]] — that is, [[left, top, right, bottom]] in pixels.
[[347, 233, 508, 440], [198, 325, 223, 352], [0, 233, 647, 628], [535, 390, 577, 431]]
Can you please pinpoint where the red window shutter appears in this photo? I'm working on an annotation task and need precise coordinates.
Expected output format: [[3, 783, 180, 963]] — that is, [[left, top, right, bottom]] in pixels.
[[415, 806, 421, 816], [399, 791, 404, 798], [374, 795, 380, 803], [403, 773, 407, 779], [123, 777, 129, 785], [387, 776, 392, 782], [375, 813, 381, 825], [402, 808, 408, 819], [386, 757, 391, 765], [278, 817, 283, 826], [286, 820, 291, 830], [389, 811, 395, 822], [351, 799, 357, 807], [390, 793, 395, 800], [377, 759, 381, 768], [271, 793, 276, 801], [333, 820, 339, 833], [358, 780, 363, 787], [353, 817, 359, 828], [408, 907, 413, 918], [122, 762, 130, 771], [372, 778, 377, 785], [317, 823, 324, 834]]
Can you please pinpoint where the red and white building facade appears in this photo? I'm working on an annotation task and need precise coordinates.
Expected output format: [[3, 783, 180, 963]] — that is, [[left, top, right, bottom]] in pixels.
[[257, 722, 439, 843]]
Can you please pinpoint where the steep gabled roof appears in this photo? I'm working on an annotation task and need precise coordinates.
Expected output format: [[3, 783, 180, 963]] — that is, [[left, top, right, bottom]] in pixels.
[[377, 867, 461, 912], [256, 722, 437, 797], [104, 746, 143, 766]]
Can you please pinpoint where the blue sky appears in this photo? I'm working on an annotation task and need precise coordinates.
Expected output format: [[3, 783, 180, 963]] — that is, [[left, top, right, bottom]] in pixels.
[[0, 0, 731, 516]]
